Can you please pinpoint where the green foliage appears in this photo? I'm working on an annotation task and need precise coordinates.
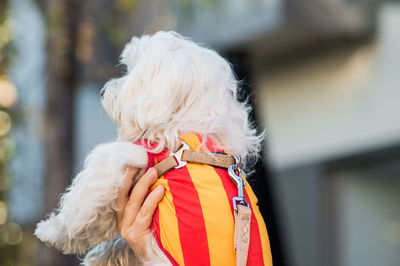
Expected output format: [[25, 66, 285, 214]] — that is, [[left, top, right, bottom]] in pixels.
[[116, 0, 138, 13]]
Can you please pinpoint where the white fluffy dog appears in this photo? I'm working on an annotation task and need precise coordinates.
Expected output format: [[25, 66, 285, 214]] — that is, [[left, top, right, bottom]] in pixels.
[[35, 31, 262, 265]]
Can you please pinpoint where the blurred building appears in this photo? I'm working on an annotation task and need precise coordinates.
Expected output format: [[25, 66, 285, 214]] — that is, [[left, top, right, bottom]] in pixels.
[[253, 3, 400, 266]]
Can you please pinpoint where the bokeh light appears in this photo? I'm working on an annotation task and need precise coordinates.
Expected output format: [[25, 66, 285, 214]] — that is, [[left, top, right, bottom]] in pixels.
[[0, 201, 8, 225], [0, 222, 23, 246], [0, 77, 18, 108], [0, 111, 11, 137], [0, 138, 14, 163]]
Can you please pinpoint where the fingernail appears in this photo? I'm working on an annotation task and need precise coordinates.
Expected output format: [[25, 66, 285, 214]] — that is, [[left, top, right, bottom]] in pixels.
[[156, 185, 164, 191]]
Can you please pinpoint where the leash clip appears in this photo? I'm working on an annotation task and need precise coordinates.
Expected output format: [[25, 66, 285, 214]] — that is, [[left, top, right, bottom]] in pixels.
[[172, 141, 190, 169], [228, 164, 249, 212]]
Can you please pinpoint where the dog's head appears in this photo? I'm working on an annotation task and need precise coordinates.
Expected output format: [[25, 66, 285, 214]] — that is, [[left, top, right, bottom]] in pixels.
[[101, 31, 261, 164]]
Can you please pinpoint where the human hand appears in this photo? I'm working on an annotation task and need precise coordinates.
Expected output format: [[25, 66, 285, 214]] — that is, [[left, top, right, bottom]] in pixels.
[[116, 167, 165, 261]]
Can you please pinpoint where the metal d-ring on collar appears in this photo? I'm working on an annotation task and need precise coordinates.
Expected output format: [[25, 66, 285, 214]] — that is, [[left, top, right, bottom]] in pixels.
[[172, 141, 190, 169]]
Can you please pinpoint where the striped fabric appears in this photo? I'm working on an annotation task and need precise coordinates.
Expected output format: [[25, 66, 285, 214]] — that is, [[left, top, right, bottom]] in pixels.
[[139, 133, 273, 266]]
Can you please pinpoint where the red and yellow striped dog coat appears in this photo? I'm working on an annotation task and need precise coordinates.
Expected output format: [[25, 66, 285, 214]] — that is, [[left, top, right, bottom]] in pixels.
[[139, 133, 273, 265]]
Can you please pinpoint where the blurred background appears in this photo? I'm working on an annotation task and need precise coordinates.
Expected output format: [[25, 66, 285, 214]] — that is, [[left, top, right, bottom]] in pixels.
[[0, 0, 399, 265]]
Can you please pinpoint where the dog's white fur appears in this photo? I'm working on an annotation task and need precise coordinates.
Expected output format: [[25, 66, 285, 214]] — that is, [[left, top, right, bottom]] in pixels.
[[35, 31, 262, 265]]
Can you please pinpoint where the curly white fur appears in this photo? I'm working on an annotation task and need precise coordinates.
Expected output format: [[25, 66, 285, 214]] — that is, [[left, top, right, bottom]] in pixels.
[[35, 142, 147, 255], [35, 31, 262, 265]]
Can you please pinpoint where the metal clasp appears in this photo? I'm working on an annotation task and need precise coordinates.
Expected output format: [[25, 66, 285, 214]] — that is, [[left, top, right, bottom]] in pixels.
[[228, 164, 249, 212], [172, 141, 190, 169]]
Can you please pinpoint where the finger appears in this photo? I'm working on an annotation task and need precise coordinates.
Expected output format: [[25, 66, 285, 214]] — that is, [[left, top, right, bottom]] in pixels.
[[116, 167, 139, 212], [133, 184, 165, 233], [120, 168, 158, 230], [116, 167, 139, 225]]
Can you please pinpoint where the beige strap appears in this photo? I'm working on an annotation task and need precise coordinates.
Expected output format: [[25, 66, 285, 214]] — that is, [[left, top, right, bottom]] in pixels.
[[234, 205, 252, 266], [153, 150, 234, 177], [154, 156, 178, 177], [181, 150, 235, 168]]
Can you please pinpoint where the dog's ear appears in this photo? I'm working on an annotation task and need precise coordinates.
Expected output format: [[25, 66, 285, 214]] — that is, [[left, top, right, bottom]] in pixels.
[[35, 212, 91, 254], [34, 142, 148, 254]]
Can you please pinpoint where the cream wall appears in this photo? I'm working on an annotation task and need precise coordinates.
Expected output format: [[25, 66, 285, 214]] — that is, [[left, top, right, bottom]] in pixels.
[[257, 4, 400, 170]]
